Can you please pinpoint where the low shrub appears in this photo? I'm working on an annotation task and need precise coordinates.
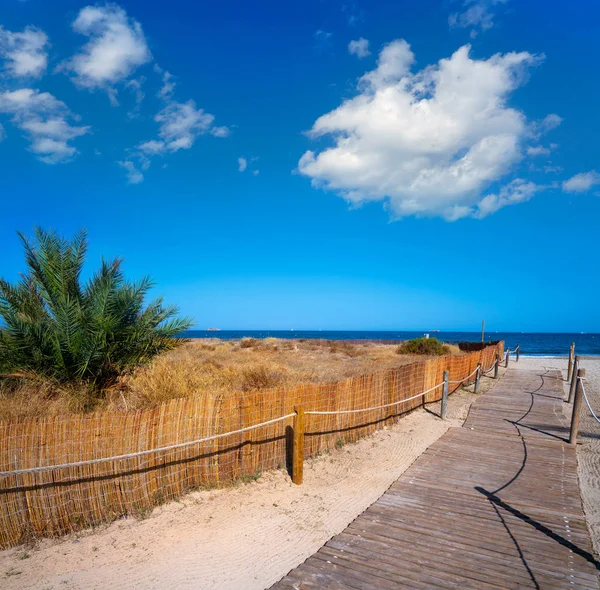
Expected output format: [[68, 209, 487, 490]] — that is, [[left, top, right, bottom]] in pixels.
[[239, 365, 286, 391], [239, 338, 260, 349], [397, 338, 450, 356]]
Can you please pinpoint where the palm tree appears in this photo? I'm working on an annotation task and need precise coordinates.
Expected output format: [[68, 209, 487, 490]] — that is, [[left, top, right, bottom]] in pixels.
[[0, 228, 192, 389]]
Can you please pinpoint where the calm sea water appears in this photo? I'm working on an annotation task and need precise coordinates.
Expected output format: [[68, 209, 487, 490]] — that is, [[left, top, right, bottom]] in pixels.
[[180, 331, 600, 357]]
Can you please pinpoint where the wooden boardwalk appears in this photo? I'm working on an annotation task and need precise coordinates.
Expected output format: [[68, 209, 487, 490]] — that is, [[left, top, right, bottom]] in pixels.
[[272, 369, 600, 589]]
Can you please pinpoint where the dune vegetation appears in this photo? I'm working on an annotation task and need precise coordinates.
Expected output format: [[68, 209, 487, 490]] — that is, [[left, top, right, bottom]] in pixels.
[[0, 336, 463, 420]]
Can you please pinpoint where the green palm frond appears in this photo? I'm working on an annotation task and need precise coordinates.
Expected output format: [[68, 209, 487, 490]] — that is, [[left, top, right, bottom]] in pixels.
[[0, 228, 193, 390]]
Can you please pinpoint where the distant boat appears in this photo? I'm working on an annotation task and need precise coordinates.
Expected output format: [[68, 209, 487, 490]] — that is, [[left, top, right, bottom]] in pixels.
[[206, 328, 221, 331]]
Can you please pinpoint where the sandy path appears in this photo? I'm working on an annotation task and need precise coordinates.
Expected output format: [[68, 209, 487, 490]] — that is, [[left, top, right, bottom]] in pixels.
[[513, 356, 600, 557], [0, 375, 500, 589]]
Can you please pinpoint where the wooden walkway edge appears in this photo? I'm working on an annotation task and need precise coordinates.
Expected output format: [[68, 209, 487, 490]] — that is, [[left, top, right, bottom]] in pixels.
[[271, 369, 600, 589]]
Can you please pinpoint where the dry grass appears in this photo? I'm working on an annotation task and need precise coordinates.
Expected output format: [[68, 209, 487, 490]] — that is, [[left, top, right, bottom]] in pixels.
[[0, 338, 464, 420]]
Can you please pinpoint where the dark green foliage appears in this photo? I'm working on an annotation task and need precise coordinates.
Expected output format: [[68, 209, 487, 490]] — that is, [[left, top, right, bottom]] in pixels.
[[397, 337, 450, 356], [0, 228, 192, 389]]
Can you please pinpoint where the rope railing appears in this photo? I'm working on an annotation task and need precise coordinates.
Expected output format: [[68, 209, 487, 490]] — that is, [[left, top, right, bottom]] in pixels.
[[0, 380, 450, 478], [0, 413, 298, 478], [478, 343, 520, 377], [580, 378, 600, 426], [482, 355, 501, 375], [305, 383, 444, 416], [568, 347, 600, 443], [448, 366, 480, 385]]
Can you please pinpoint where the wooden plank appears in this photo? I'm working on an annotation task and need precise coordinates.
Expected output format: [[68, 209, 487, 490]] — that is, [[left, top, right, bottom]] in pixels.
[[271, 369, 600, 589]]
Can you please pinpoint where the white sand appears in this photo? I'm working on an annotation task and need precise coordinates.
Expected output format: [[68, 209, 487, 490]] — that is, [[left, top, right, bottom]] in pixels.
[[513, 356, 600, 557], [0, 377, 495, 589]]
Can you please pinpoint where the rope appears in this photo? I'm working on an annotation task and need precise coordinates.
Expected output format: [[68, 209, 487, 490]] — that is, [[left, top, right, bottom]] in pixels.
[[305, 383, 444, 416], [0, 413, 297, 478], [580, 379, 600, 425], [448, 366, 480, 385], [482, 360, 498, 375]]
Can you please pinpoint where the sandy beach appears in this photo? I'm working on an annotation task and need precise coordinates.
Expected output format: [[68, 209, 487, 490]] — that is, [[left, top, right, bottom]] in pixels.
[[0, 359, 598, 589]]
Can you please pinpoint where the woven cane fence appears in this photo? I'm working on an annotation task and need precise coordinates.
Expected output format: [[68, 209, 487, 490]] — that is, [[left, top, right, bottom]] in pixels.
[[0, 342, 503, 548]]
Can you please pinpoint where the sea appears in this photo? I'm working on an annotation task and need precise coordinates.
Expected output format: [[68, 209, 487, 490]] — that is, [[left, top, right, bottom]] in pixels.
[[180, 331, 600, 357]]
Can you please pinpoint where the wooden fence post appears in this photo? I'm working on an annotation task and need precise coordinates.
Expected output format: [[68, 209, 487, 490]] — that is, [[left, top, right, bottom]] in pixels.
[[567, 343, 575, 381], [441, 370, 449, 420], [474, 364, 481, 394], [505, 348, 510, 368], [568, 355, 580, 403], [516, 345, 520, 362], [494, 353, 499, 379], [292, 406, 305, 485], [569, 369, 585, 445]]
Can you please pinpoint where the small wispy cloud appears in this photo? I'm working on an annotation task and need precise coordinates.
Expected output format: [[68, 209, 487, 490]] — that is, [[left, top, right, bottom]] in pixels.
[[449, 0, 508, 38], [348, 38, 370, 59], [62, 4, 151, 104], [342, 1, 363, 27], [118, 159, 143, 184], [473, 179, 543, 219], [526, 145, 551, 157], [137, 100, 219, 155], [156, 68, 175, 100], [119, 63, 229, 183], [211, 126, 229, 138], [314, 29, 333, 52], [125, 76, 145, 117], [314, 30, 333, 41], [527, 113, 562, 139], [562, 171, 600, 193], [238, 156, 260, 175], [0, 88, 89, 163], [0, 25, 49, 78]]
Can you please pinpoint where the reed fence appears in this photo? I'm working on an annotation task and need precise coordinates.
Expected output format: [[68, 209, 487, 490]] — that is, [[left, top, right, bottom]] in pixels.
[[0, 342, 503, 548]]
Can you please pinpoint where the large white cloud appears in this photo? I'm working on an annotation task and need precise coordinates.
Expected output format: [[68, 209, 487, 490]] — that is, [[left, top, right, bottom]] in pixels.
[[562, 171, 600, 193], [63, 4, 151, 102], [0, 25, 49, 77], [0, 88, 88, 163], [298, 41, 547, 220]]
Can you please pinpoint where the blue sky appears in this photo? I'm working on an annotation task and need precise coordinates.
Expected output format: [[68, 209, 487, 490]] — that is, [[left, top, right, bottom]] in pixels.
[[0, 0, 599, 332]]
